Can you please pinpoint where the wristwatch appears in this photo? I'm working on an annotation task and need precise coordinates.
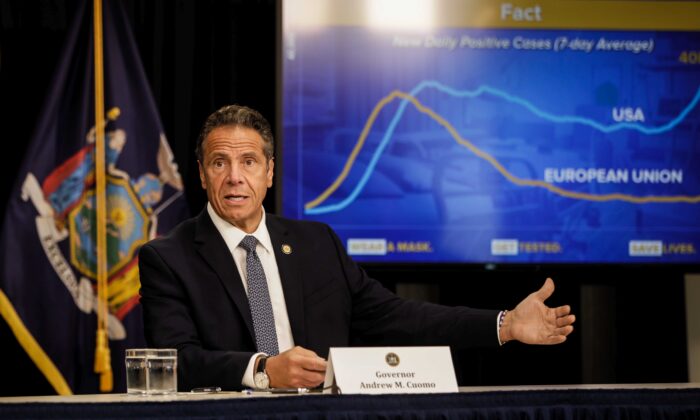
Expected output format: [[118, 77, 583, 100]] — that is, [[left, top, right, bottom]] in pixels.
[[253, 356, 270, 389]]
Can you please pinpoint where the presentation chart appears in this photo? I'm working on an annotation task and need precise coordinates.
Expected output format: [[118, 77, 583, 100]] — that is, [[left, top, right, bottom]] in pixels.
[[281, 2, 700, 264]]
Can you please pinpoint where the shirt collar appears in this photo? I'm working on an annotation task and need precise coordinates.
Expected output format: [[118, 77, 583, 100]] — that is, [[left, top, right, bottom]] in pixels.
[[206, 203, 273, 254]]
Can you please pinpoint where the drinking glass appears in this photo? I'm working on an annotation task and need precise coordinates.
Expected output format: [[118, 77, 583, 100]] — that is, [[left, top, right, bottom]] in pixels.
[[125, 348, 177, 395]]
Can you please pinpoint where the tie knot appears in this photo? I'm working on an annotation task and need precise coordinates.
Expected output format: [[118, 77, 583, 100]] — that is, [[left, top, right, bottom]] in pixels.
[[239, 235, 258, 253]]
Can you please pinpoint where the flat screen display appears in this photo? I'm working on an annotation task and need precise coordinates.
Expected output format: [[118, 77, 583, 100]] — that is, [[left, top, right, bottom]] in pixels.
[[279, 0, 700, 264]]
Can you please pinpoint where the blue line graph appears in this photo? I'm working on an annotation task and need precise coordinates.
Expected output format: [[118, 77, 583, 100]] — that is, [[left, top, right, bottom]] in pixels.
[[305, 81, 700, 215]]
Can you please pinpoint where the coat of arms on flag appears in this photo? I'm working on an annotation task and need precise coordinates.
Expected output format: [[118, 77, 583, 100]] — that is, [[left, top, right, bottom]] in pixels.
[[0, 0, 189, 394], [21, 108, 184, 341]]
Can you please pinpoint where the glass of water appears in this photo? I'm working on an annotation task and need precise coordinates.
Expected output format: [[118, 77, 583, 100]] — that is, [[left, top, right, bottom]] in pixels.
[[125, 348, 177, 395]]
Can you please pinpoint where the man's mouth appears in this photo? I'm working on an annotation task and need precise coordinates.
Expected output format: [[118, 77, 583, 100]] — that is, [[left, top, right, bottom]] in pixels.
[[225, 194, 248, 202]]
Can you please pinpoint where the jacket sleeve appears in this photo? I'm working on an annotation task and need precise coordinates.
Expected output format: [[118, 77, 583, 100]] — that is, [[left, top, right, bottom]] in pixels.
[[321, 225, 501, 348]]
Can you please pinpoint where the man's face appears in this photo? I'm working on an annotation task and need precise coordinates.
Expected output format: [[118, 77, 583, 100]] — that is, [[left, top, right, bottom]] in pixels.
[[198, 125, 274, 233]]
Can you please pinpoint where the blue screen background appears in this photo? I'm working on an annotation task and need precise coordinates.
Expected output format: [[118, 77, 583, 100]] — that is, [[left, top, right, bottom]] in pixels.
[[281, 27, 700, 263]]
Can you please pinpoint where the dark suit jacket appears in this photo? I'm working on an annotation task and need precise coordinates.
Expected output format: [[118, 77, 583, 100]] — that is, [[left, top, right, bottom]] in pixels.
[[138, 209, 499, 391]]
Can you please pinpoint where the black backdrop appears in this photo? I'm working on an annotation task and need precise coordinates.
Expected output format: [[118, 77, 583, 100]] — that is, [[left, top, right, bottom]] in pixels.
[[0, 0, 691, 396]]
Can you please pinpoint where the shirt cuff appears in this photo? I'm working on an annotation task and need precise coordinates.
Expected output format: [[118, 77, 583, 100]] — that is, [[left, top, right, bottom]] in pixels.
[[241, 352, 266, 389], [497, 310, 506, 346]]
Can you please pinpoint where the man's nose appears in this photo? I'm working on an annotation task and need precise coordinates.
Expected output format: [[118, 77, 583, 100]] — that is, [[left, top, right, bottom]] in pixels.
[[226, 163, 244, 183]]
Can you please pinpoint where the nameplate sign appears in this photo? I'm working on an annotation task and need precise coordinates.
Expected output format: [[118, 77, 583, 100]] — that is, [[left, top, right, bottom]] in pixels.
[[323, 347, 458, 394]]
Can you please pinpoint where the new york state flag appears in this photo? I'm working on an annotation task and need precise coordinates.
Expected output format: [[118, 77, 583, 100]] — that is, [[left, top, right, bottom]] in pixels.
[[0, 0, 188, 394]]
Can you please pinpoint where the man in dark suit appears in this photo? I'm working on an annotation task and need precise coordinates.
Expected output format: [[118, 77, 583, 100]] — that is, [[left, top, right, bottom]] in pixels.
[[139, 105, 575, 392]]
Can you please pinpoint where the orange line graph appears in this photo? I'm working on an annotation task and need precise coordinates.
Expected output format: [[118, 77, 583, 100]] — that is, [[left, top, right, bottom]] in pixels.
[[304, 90, 700, 210]]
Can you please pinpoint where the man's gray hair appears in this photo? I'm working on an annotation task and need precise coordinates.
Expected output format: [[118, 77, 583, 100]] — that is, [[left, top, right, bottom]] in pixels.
[[195, 104, 274, 162]]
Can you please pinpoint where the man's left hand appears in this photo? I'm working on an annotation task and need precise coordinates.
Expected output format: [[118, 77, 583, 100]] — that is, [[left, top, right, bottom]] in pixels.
[[499, 278, 575, 345]]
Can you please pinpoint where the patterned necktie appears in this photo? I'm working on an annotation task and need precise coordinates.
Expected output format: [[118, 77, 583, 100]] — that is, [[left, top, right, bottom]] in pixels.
[[239, 235, 279, 356]]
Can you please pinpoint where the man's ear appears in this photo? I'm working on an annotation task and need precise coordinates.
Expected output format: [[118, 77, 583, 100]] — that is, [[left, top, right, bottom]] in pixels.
[[198, 160, 207, 190], [266, 158, 275, 188]]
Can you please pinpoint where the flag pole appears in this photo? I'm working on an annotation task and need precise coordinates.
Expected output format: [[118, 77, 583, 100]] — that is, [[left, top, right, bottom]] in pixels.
[[93, 0, 112, 392]]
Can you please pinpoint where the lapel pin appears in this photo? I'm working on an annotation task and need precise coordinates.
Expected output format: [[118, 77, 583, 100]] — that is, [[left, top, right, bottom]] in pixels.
[[281, 244, 292, 255]]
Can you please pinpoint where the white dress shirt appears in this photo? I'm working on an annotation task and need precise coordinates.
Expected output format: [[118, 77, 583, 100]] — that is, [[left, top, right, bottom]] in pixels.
[[206, 204, 294, 388]]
